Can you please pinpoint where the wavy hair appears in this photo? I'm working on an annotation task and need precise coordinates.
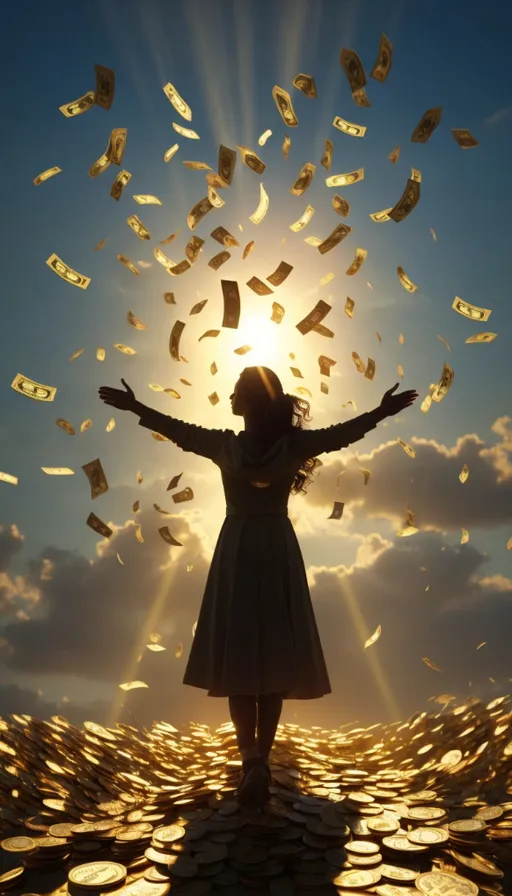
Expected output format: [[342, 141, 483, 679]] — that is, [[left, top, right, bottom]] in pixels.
[[237, 366, 322, 495]]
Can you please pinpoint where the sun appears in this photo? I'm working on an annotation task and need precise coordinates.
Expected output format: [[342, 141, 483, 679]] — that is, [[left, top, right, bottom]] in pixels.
[[235, 312, 280, 367]]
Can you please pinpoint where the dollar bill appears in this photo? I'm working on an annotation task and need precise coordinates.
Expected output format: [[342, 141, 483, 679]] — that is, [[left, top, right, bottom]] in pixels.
[[237, 145, 265, 174], [290, 367, 304, 378], [321, 139, 333, 170], [430, 227, 437, 241], [292, 73, 317, 98], [313, 323, 334, 337], [352, 351, 366, 373], [190, 299, 208, 314], [318, 223, 352, 254], [371, 33, 393, 81], [169, 320, 186, 360], [96, 347, 105, 361], [117, 254, 140, 275], [397, 266, 418, 292], [186, 196, 214, 231], [432, 362, 454, 402], [234, 345, 252, 355], [59, 91, 95, 118], [82, 458, 108, 499], [397, 363, 404, 378], [345, 297, 355, 318], [267, 261, 293, 286], [271, 302, 285, 323], [127, 214, 151, 240], [127, 311, 147, 330], [198, 329, 220, 341], [246, 276, 273, 295], [34, 166, 61, 186], [282, 135, 291, 160], [164, 143, 179, 162], [0, 471, 18, 485], [163, 292, 176, 304], [208, 392, 220, 405], [411, 107, 442, 143], [388, 144, 400, 163], [333, 116, 367, 138], [319, 355, 336, 376], [110, 169, 131, 200], [211, 226, 239, 248], [107, 128, 127, 165], [182, 160, 211, 171], [94, 64, 115, 110], [296, 299, 332, 335], [11, 373, 56, 401], [89, 152, 110, 178], [340, 48, 366, 93], [216, 144, 236, 185], [86, 512, 113, 539], [68, 348, 85, 361], [243, 240, 255, 260], [326, 168, 364, 187], [185, 235, 204, 263], [80, 418, 92, 433], [290, 161, 316, 196], [56, 418, 76, 435], [320, 382, 329, 394], [332, 195, 350, 217], [290, 204, 315, 232], [94, 238, 107, 251], [221, 280, 241, 328], [158, 525, 183, 547], [353, 88, 372, 108], [249, 183, 269, 224], [304, 236, 322, 246], [133, 194, 162, 204], [451, 128, 479, 148], [389, 178, 420, 223], [258, 128, 272, 146], [327, 501, 345, 520], [208, 250, 231, 270], [364, 358, 376, 380], [465, 332, 497, 343], [346, 248, 367, 275], [46, 253, 91, 289], [452, 296, 492, 321], [207, 185, 225, 207], [168, 259, 191, 276], [369, 208, 392, 222], [272, 85, 299, 126], [173, 122, 199, 139], [410, 167, 422, 183], [154, 247, 174, 270], [42, 467, 74, 475], [163, 82, 192, 120]]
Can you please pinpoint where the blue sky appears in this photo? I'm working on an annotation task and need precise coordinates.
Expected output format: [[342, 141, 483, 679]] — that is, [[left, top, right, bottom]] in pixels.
[[1, 0, 511, 725]]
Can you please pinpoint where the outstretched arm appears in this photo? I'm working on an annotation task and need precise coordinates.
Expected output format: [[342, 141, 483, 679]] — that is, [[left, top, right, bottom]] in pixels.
[[98, 380, 230, 461], [290, 384, 418, 459]]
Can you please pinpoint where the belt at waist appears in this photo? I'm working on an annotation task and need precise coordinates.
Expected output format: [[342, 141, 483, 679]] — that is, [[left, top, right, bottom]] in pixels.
[[225, 508, 288, 517]]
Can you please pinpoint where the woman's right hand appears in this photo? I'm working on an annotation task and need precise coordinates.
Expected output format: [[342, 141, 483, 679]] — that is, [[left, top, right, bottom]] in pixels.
[[98, 378, 137, 412]]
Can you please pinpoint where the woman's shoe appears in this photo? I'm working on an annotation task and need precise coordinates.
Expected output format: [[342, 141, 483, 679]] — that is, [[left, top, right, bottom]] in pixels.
[[238, 760, 271, 808]]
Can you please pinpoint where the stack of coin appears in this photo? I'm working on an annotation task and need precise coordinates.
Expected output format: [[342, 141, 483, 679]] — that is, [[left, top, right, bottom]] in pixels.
[[23, 834, 72, 869], [67, 860, 127, 891], [0, 867, 26, 892], [448, 817, 489, 851]]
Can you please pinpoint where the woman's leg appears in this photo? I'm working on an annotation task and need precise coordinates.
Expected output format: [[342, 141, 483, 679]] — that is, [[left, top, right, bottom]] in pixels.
[[228, 695, 258, 761], [256, 693, 283, 763]]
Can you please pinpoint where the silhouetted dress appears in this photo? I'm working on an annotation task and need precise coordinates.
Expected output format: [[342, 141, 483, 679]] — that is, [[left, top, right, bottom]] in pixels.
[[138, 409, 377, 699]]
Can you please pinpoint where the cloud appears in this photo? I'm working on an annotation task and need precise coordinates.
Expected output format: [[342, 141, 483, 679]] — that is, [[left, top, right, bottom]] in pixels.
[[303, 421, 512, 532], [485, 106, 512, 126]]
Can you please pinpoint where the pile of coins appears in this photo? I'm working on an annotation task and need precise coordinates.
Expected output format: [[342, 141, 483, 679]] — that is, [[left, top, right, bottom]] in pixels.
[[1, 695, 511, 894]]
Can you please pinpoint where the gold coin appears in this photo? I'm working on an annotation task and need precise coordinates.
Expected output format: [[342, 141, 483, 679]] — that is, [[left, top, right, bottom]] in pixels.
[[379, 863, 419, 882], [346, 840, 380, 855], [407, 826, 449, 845], [333, 868, 381, 887], [0, 867, 25, 885], [448, 818, 487, 834], [153, 824, 186, 843], [407, 805, 447, 821], [367, 817, 400, 835], [0, 836, 36, 852], [382, 835, 428, 853], [68, 861, 127, 888], [415, 870, 479, 895], [376, 887, 417, 896], [347, 791, 375, 805]]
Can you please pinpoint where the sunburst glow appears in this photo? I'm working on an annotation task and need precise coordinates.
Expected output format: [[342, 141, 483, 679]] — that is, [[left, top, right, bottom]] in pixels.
[[234, 312, 280, 368]]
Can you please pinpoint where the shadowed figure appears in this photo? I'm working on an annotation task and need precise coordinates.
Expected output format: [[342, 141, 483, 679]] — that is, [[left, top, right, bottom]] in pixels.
[[99, 367, 417, 806]]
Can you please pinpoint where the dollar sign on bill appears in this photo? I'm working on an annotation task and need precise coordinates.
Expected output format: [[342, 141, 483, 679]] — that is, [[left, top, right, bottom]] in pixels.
[[94, 64, 115, 110], [82, 458, 109, 499], [292, 73, 317, 98], [272, 85, 299, 126], [221, 280, 241, 328]]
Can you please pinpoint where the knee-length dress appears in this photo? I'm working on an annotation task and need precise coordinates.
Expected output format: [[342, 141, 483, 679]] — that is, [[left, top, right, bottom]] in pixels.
[[138, 408, 377, 699]]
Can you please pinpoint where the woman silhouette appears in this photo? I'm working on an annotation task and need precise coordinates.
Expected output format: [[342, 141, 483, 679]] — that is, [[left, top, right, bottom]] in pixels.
[[99, 368, 417, 807]]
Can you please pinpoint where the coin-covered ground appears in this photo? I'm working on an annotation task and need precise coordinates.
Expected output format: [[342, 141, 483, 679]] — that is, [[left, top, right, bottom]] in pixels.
[[1, 696, 511, 895]]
